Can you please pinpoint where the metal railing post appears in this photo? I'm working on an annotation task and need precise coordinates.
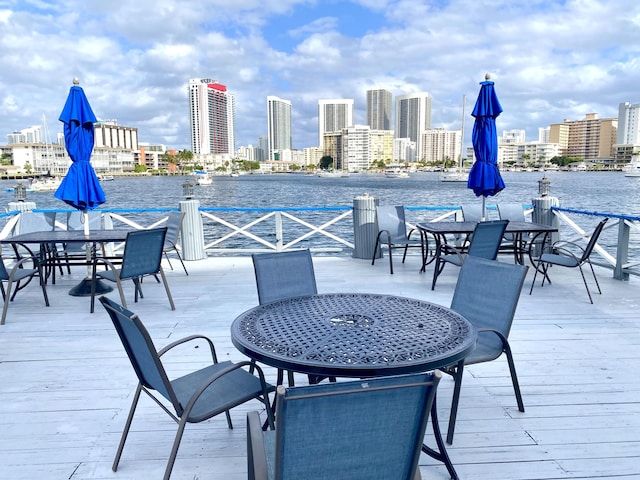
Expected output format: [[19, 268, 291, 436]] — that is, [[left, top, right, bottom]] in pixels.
[[615, 219, 630, 281], [275, 211, 283, 252]]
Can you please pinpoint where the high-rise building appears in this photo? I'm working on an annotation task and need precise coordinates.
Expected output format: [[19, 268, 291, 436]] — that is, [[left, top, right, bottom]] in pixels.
[[422, 128, 462, 164], [267, 96, 292, 160], [188, 78, 235, 155], [395, 92, 432, 161], [549, 113, 617, 159], [618, 102, 640, 145], [366, 89, 392, 130], [318, 99, 354, 149]]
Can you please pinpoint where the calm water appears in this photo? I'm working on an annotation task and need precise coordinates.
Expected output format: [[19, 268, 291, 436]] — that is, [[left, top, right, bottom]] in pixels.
[[3, 171, 640, 216]]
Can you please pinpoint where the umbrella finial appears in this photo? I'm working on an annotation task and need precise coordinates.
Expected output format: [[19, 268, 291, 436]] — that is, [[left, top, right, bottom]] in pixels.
[[73, 77, 80, 85], [485, 73, 491, 81]]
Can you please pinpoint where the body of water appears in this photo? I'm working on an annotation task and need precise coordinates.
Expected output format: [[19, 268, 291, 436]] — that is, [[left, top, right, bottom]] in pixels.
[[3, 171, 640, 216]]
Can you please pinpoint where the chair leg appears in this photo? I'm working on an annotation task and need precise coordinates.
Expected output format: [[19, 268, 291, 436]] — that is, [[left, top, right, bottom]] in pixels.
[[503, 344, 525, 412], [431, 257, 444, 290], [577, 265, 594, 304], [371, 236, 381, 266], [175, 250, 188, 276], [387, 240, 394, 274], [158, 267, 176, 310], [1, 279, 12, 326], [446, 360, 465, 444], [113, 384, 143, 472], [164, 252, 174, 270], [164, 416, 189, 480], [587, 260, 602, 294]]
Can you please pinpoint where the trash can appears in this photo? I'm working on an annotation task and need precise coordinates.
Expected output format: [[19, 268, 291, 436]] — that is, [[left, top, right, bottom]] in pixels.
[[352, 194, 380, 260]]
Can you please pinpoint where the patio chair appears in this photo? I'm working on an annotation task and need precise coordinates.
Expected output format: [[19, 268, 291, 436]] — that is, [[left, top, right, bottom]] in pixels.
[[498, 202, 528, 263], [529, 217, 608, 304], [431, 220, 508, 290], [53, 211, 103, 274], [90, 227, 175, 313], [1, 255, 50, 325], [247, 371, 441, 480], [163, 211, 188, 275], [371, 205, 425, 274], [461, 203, 483, 222], [445, 256, 528, 444], [99, 296, 274, 480], [12, 211, 60, 281], [252, 249, 319, 385]]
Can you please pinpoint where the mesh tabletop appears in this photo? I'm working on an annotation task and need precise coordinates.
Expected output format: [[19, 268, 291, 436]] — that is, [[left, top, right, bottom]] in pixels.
[[231, 293, 476, 378]]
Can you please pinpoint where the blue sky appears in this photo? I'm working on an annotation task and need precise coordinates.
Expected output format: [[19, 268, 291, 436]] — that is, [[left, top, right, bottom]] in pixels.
[[1, 0, 639, 151]]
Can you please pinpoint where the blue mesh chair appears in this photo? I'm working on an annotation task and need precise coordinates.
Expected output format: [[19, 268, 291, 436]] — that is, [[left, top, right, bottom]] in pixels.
[[252, 250, 318, 385], [100, 296, 274, 480], [431, 220, 508, 290], [12, 211, 60, 282], [460, 203, 483, 222], [53, 211, 104, 274], [1, 255, 50, 325], [90, 227, 174, 313], [163, 211, 188, 275], [247, 371, 441, 480], [498, 202, 528, 263], [530, 217, 608, 304], [445, 256, 528, 444], [372, 206, 425, 274]]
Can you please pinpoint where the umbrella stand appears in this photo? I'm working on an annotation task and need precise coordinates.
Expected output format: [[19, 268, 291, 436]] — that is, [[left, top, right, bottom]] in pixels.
[[68, 212, 113, 297]]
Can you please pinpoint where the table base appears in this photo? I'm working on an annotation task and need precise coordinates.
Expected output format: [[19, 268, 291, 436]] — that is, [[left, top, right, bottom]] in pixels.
[[68, 278, 113, 297]]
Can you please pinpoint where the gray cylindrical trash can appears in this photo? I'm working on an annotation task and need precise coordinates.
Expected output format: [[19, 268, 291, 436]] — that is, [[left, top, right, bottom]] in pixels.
[[179, 199, 207, 260], [531, 196, 560, 256], [352, 194, 380, 259]]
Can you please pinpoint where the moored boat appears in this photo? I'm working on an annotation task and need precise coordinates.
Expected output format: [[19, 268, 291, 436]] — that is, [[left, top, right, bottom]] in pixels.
[[624, 155, 640, 177], [194, 170, 213, 185]]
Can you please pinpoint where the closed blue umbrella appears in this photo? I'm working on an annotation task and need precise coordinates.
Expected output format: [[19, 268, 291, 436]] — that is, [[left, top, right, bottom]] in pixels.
[[55, 80, 105, 212], [467, 75, 505, 219], [55, 79, 107, 296]]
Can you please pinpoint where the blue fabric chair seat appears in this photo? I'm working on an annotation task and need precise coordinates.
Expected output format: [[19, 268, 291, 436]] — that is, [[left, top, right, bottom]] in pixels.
[[539, 252, 579, 267]]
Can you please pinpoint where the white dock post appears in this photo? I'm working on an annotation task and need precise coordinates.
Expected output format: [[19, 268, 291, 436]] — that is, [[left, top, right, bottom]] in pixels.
[[179, 180, 206, 260], [352, 194, 380, 260]]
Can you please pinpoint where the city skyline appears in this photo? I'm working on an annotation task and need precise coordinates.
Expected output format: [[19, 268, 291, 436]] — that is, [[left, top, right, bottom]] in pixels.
[[1, 1, 639, 152]]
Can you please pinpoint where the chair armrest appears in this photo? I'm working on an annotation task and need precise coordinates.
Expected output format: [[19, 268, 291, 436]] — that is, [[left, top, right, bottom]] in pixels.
[[157, 334, 217, 362], [477, 327, 509, 347], [550, 241, 584, 260], [247, 411, 269, 480], [8, 256, 41, 279]]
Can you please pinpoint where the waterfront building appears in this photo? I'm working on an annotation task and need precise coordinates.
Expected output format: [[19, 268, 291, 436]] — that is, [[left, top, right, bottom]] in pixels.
[[370, 130, 394, 166], [341, 125, 371, 172], [394, 137, 416, 163], [257, 135, 268, 162], [549, 113, 617, 160], [538, 127, 550, 143], [502, 129, 526, 143], [395, 92, 432, 161], [6, 125, 43, 145], [267, 96, 292, 161], [304, 146, 324, 168], [498, 142, 561, 168], [322, 131, 342, 168], [421, 128, 461, 165], [318, 99, 354, 149], [617, 102, 640, 145], [137, 143, 168, 171], [366, 89, 392, 130], [94, 121, 138, 150], [188, 78, 236, 156]]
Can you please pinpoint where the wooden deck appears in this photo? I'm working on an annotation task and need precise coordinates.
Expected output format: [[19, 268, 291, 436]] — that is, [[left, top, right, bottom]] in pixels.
[[1, 252, 639, 479]]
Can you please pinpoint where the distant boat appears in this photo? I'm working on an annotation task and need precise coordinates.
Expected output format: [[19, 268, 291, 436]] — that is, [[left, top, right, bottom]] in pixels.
[[624, 155, 640, 177], [28, 176, 62, 192], [230, 172, 240, 177], [99, 174, 114, 181], [384, 167, 409, 178], [194, 170, 213, 185], [317, 170, 350, 178]]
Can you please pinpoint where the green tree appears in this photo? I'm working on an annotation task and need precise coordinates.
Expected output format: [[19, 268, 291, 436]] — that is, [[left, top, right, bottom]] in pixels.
[[134, 164, 148, 173], [319, 156, 333, 170]]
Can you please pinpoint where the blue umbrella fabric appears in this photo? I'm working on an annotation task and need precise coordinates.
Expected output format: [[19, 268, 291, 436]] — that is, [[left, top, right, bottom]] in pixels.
[[467, 79, 505, 200], [54, 84, 105, 211]]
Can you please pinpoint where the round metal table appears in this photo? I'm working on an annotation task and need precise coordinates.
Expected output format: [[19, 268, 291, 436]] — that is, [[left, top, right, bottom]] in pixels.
[[231, 292, 477, 480]]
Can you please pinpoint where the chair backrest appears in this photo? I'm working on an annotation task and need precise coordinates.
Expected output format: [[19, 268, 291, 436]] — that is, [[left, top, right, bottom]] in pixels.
[[164, 211, 185, 248], [376, 205, 409, 244], [451, 256, 528, 356], [467, 220, 509, 259], [273, 371, 441, 480], [497, 203, 526, 222], [461, 204, 483, 222], [16, 211, 56, 234], [99, 296, 181, 412], [120, 227, 167, 279], [580, 218, 608, 263], [67, 211, 103, 231], [252, 250, 317, 304]]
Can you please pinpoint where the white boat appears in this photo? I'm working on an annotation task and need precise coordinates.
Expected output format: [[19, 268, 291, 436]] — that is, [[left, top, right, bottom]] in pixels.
[[624, 155, 640, 177], [384, 167, 409, 178], [99, 174, 115, 181], [194, 170, 213, 185], [28, 176, 62, 192], [317, 170, 350, 178]]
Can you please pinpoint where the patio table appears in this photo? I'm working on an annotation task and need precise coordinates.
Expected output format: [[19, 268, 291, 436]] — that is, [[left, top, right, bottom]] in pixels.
[[1, 229, 131, 297], [231, 292, 477, 480], [417, 220, 558, 271]]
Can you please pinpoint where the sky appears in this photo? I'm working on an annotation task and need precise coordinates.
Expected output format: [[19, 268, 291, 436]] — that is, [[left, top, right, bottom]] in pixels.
[[1, 0, 639, 152]]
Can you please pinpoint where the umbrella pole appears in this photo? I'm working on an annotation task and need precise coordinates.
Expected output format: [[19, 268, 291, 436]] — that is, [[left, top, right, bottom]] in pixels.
[[481, 197, 486, 221]]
